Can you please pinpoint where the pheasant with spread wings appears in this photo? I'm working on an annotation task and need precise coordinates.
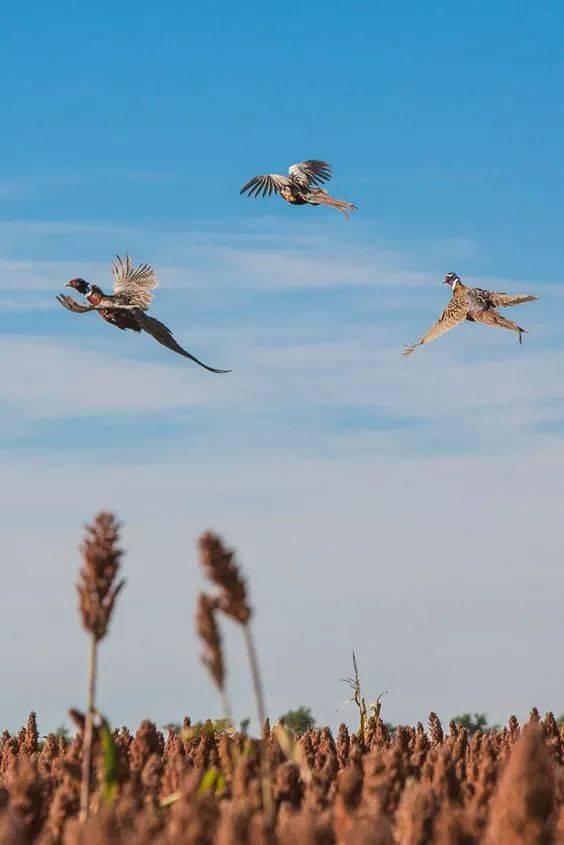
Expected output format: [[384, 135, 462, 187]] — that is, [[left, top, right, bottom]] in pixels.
[[403, 272, 538, 356], [56, 254, 230, 373], [240, 159, 357, 219]]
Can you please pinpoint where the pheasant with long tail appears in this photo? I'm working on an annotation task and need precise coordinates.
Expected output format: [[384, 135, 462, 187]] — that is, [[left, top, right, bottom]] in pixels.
[[403, 272, 538, 356], [56, 254, 231, 373], [240, 159, 356, 219]]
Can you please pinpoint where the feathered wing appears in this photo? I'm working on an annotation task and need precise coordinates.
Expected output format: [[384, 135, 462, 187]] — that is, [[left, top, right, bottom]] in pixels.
[[239, 173, 290, 198], [288, 160, 332, 188], [111, 254, 159, 309], [485, 291, 538, 308], [55, 294, 95, 313], [133, 310, 231, 373], [403, 292, 469, 356]]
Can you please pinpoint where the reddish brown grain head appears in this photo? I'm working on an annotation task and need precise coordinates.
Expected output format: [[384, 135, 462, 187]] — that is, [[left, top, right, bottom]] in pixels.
[[198, 531, 251, 624], [77, 512, 125, 640], [196, 593, 226, 692], [429, 712, 445, 746], [485, 724, 555, 845], [22, 713, 38, 757]]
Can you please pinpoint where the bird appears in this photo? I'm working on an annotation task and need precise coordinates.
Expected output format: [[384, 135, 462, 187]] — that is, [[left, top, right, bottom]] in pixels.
[[403, 272, 538, 357], [240, 159, 357, 219], [56, 254, 231, 373]]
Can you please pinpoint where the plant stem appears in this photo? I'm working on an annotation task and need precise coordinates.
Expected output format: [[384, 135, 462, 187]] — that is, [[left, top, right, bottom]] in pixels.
[[242, 623, 272, 821], [242, 623, 266, 728], [80, 633, 98, 823], [220, 689, 232, 723]]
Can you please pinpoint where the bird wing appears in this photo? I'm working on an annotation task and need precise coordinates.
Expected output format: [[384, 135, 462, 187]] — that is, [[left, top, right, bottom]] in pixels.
[[55, 294, 95, 313], [132, 310, 231, 373], [288, 160, 332, 187], [239, 173, 290, 198], [403, 292, 469, 356], [483, 291, 538, 308], [111, 254, 159, 309]]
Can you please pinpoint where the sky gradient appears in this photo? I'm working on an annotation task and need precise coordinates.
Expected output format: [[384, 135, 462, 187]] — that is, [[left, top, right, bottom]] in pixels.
[[1, 1, 563, 734]]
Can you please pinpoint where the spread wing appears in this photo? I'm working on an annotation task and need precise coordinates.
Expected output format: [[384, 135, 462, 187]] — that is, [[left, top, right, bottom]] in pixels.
[[239, 173, 290, 198], [55, 294, 95, 313], [484, 291, 538, 308], [112, 254, 159, 309], [288, 160, 332, 187], [133, 310, 231, 374], [403, 293, 469, 357]]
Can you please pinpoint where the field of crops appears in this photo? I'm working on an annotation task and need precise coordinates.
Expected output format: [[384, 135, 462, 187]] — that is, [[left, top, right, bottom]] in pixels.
[[0, 515, 562, 843], [1, 709, 562, 843]]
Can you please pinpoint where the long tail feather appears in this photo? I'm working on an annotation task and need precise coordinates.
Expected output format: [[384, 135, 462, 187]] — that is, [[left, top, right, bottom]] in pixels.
[[312, 192, 357, 219], [134, 311, 231, 373]]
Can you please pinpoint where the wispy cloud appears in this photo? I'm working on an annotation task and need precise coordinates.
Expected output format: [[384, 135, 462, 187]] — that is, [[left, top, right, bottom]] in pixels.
[[0, 337, 230, 418], [0, 223, 431, 293], [1, 324, 562, 459], [1, 220, 552, 304]]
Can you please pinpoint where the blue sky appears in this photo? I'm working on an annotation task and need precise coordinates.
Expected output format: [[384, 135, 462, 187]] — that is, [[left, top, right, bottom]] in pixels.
[[1, 1, 563, 734]]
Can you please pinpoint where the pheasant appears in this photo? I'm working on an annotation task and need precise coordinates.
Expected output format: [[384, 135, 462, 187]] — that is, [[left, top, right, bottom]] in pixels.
[[56, 254, 230, 373], [240, 159, 356, 219], [403, 272, 538, 356]]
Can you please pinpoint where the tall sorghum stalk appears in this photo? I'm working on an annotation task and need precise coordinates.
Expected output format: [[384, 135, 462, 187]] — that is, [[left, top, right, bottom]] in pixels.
[[198, 531, 272, 820], [76, 512, 125, 822]]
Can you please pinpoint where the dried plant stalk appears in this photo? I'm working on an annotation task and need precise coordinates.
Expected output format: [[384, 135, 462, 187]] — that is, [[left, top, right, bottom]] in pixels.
[[76, 512, 125, 823], [241, 623, 267, 733], [342, 652, 368, 744], [198, 531, 272, 820]]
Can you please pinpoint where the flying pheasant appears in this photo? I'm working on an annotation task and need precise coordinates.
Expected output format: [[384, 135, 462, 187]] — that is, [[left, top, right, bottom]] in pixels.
[[240, 159, 356, 219], [56, 254, 231, 373], [403, 272, 538, 357]]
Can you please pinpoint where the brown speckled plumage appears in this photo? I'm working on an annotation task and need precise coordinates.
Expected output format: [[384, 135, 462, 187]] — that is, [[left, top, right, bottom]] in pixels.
[[56, 254, 231, 373], [403, 272, 538, 356], [241, 159, 357, 219]]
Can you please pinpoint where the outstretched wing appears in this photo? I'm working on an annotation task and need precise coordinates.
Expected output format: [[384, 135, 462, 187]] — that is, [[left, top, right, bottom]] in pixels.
[[288, 160, 332, 187], [403, 293, 469, 357], [484, 291, 538, 308], [239, 173, 290, 198], [56, 294, 95, 314], [112, 254, 159, 309], [133, 310, 231, 373]]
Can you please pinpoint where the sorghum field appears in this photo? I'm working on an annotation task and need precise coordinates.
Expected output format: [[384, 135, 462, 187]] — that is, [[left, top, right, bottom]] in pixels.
[[0, 515, 562, 844]]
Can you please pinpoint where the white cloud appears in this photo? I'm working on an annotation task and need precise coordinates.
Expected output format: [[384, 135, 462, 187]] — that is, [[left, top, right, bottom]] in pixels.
[[0, 219, 559, 304], [0, 337, 233, 417]]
